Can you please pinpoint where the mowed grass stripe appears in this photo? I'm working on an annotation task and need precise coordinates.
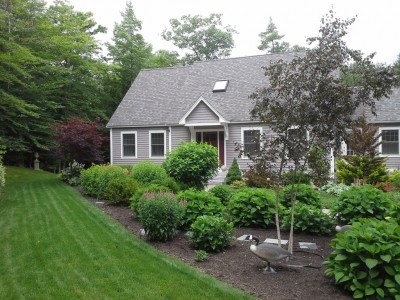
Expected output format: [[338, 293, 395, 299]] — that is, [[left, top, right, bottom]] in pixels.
[[0, 168, 253, 300]]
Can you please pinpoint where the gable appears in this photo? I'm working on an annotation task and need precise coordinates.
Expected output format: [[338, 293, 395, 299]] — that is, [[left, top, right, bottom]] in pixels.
[[186, 101, 220, 124]]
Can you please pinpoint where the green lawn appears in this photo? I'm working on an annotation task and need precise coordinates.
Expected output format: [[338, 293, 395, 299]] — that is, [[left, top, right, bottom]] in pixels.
[[0, 167, 253, 300]]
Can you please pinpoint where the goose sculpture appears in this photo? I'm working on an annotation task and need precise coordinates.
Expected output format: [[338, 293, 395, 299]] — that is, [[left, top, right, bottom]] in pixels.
[[248, 235, 292, 273], [335, 224, 351, 232]]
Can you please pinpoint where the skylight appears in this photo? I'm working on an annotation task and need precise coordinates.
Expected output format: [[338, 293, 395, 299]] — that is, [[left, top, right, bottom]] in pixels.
[[213, 80, 229, 92]]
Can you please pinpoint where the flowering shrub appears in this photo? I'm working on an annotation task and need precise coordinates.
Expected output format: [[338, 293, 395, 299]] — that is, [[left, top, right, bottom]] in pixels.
[[137, 191, 184, 242], [320, 183, 350, 196]]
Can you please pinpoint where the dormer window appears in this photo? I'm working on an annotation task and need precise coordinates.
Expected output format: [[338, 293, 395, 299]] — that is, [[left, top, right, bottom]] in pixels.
[[213, 80, 229, 92]]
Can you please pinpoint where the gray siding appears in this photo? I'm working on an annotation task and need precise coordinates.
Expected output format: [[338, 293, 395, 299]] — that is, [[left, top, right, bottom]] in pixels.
[[377, 123, 400, 170], [111, 126, 191, 165], [186, 101, 219, 124], [225, 123, 272, 171]]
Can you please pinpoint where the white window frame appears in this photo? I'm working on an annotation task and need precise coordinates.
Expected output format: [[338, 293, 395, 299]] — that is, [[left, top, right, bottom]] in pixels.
[[121, 131, 137, 158], [379, 127, 400, 157], [149, 130, 166, 158], [241, 127, 262, 159]]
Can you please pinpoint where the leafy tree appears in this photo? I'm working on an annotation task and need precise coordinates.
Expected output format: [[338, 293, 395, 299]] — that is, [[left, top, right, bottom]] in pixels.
[[52, 117, 106, 167], [336, 114, 388, 185], [162, 13, 237, 64], [258, 17, 289, 53], [147, 50, 181, 68], [249, 10, 397, 252], [163, 141, 219, 189], [107, 1, 152, 99]]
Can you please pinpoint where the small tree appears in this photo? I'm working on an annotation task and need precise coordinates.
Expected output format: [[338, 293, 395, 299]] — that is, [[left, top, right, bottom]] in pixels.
[[248, 10, 397, 253], [163, 141, 218, 189], [52, 117, 106, 168], [336, 114, 388, 185], [225, 158, 242, 185]]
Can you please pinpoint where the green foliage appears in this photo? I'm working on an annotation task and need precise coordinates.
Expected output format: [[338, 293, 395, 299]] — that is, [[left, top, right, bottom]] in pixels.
[[336, 156, 388, 185], [281, 171, 311, 185], [280, 184, 321, 208], [230, 180, 247, 189], [103, 176, 140, 205], [258, 17, 289, 53], [243, 166, 274, 188], [320, 183, 350, 196], [137, 191, 183, 242], [282, 202, 335, 235], [176, 189, 225, 229], [131, 161, 169, 185], [331, 185, 392, 224], [162, 13, 237, 64], [307, 145, 330, 187], [164, 141, 219, 189], [130, 184, 171, 215], [194, 250, 209, 262], [189, 216, 235, 252], [58, 163, 84, 186], [80, 164, 126, 199], [0, 147, 5, 191], [227, 188, 277, 228], [390, 170, 400, 192], [325, 218, 400, 299], [208, 185, 235, 205], [225, 158, 242, 185]]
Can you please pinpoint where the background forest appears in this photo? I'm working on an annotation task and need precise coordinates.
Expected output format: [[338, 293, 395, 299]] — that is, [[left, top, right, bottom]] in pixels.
[[1, 0, 399, 169]]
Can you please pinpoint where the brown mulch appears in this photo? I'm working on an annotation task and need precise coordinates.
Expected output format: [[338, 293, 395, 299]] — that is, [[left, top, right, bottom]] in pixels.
[[83, 193, 352, 300]]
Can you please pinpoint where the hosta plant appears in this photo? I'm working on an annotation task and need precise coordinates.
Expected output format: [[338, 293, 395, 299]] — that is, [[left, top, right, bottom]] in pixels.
[[189, 215, 235, 252], [325, 218, 400, 299]]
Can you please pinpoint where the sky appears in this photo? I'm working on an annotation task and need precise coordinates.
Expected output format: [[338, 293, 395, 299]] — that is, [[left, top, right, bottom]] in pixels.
[[62, 0, 399, 64]]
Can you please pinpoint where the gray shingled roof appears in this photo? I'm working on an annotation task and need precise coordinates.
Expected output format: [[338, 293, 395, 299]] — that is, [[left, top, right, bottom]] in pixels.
[[106, 53, 400, 128]]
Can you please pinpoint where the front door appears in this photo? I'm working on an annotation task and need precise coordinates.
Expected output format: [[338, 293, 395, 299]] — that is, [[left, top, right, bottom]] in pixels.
[[196, 131, 225, 166]]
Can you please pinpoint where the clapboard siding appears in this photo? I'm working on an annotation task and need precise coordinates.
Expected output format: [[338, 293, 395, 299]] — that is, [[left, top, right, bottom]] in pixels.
[[171, 126, 191, 148], [186, 101, 219, 124], [111, 127, 169, 165]]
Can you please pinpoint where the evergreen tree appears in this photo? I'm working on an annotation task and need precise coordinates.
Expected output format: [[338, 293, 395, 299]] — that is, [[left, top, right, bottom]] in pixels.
[[225, 158, 242, 185]]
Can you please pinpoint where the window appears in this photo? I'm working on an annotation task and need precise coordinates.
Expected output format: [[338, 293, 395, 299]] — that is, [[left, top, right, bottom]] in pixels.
[[213, 80, 229, 92], [150, 131, 166, 157], [381, 129, 399, 155], [122, 132, 136, 157], [242, 127, 261, 157]]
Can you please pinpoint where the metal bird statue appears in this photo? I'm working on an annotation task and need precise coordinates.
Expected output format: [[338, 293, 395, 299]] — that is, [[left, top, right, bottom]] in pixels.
[[248, 235, 292, 273]]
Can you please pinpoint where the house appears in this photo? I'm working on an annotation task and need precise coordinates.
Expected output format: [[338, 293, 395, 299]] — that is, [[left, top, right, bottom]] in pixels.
[[107, 53, 400, 171]]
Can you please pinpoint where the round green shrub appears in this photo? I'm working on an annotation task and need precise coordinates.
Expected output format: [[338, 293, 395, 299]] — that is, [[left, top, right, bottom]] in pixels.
[[390, 170, 400, 192], [103, 176, 140, 205], [59, 163, 84, 186], [163, 141, 218, 189], [130, 161, 169, 185], [227, 188, 277, 228], [331, 185, 392, 224], [225, 158, 242, 185], [325, 218, 400, 299], [80, 164, 126, 199], [208, 185, 235, 205], [281, 202, 335, 235], [280, 184, 321, 208], [137, 191, 183, 242], [130, 184, 171, 215], [176, 189, 225, 229], [189, 215, 235, 252]]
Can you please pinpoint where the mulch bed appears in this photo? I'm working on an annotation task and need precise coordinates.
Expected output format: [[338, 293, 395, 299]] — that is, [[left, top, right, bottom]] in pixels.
[[82, 192, 352, 300]]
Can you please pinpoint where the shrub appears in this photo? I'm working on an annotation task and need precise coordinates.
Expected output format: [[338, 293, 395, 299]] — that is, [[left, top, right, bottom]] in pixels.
[[194, 250, 208, 262], [103, 176, 140, 205], [243, 166, 273, 188], [137, 191, 184, 242], [320, 183, 350, 196], [225, 158, 242, 185], [130, 184, 171, 215], [281, 202, 335, 235], [227, 188, 277, 228], [331, 185, 392, 224], [390, 170, 400, 192], [80, 164, 126, 199], [58, 163, 84, 186], [189, 215, 235, 252], [307, 145, 330, 187], [280, 184, 321, 208], [163, 141, 218, 189], [130, 161, 169, 185], [325, 218, 400, 299], [208, 185, 235, 205], [176, 189, 225, 229], [281, 171, 311, 185]]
